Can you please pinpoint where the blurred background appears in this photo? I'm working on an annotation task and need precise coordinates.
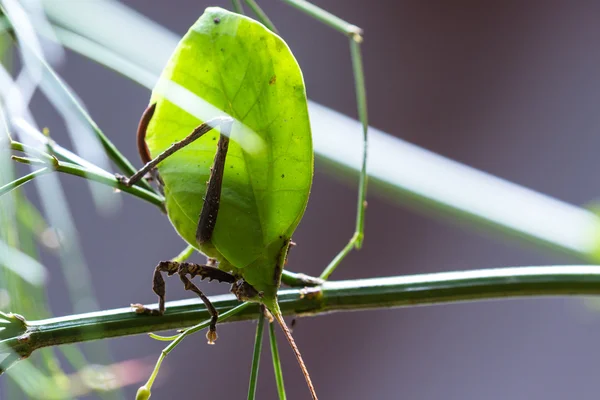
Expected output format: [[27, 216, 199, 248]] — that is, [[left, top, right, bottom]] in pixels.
[[3, 0, 600, 399]]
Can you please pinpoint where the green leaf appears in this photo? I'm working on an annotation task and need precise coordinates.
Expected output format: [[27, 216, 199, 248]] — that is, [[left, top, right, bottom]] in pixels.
[[146, 8, 312, 288]]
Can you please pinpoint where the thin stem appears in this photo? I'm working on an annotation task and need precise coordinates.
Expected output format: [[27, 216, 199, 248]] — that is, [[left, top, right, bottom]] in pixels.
[[15, 31, 157, 195], [269, 320, 286, 400], [0, 167, 50, 197], [53, 162, 165, 208], [244, 0, 278, 33], [11, 154, 164, 209], [11, 142, 318, 282], [0, 14, 157, 197], [9, 141, 56, 164], [231, 0, 245, 14], [13, 119, 107, 172], [247, 307, 265, 400], [138, 302, 251, 397], [0, 351, 20, 375], [4, 266, 600, 370], [281, 0, 363, 40]]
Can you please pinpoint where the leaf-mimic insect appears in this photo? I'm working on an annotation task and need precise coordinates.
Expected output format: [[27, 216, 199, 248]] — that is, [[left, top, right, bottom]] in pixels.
[[120, 7, 317, 399]]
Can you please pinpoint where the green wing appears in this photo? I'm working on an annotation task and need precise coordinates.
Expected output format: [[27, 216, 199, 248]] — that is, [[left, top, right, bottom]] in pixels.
[[146, 7, 313, 273]]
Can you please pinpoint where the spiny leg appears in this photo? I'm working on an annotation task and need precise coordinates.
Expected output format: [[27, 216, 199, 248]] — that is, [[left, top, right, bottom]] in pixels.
[[133, 261, 236, 344], [280, 0, 369, 280], [130, 106, 235, 342], [118, 103, 233, 188], [197, 129, 231, 244], [133, 261, 236, 315], [177, 263, 235, 344]]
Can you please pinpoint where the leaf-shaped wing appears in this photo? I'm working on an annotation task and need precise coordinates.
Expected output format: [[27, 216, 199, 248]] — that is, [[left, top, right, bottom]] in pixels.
[[146, 7, 313, 269]]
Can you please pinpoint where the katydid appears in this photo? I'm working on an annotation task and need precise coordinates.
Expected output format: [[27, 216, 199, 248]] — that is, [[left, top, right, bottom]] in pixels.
[[121, 7, 317, 398], [121, 5, 368, 400]]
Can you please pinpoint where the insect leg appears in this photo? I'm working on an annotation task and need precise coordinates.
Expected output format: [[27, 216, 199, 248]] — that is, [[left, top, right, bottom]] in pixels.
[[196, 123, 232, 244], [136, 103, 156, 165], [177, 263, 236, 344], [132, 261, 235, 316], [132, 261, 180, 316], [119, 105, 233, 188], [280, 0, 369, 280]]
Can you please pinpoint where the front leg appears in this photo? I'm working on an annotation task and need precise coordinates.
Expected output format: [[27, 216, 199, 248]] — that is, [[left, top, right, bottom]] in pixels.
[[132, 261, 179, 316], [119, 103, 233, 188]]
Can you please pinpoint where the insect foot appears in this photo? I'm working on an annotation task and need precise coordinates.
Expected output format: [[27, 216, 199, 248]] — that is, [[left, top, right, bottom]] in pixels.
[[130, 303, 161, 316], [206, 328, 218, 345], [114, 173, 130, 186], [262, 306, 274, 323]]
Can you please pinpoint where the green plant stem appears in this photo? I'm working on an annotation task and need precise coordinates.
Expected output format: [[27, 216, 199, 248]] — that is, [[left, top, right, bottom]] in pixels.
[[244, 0, 278, 33], [12, 120, 108, 172], [40, 57, 157, 194], [0, 167, 50, 197], [0, 15, 156, 196], [10, 153, 164, 209], [8, 141, 56, 164], [11, 139, 319, 287], [247, 308, 265, 400], [269, 320, 286, 400], [231, 0, 245, 14], [139, 302, 250, 396], [281, 0, 362, 39], [4, 265, 600, 372]]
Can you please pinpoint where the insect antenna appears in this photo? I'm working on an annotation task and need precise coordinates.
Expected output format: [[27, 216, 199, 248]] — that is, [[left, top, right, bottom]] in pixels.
[[273, 311, 318, 400]]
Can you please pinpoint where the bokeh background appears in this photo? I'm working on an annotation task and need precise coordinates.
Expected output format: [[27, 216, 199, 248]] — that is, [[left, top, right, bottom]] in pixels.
[[5, 0, 600, 399]]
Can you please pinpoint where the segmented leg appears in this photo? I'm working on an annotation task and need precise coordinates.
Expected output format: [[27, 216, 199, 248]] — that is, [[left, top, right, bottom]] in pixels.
[[136, 103, 156, 165], [177, 263, 234, 344], [128, 105, 238, 342], [133, 261, 235, 344], [118, 103, 233, 188], [197, 133, 230, 244], [281, 0, 369, 282], [133, 103, 163, 187]]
